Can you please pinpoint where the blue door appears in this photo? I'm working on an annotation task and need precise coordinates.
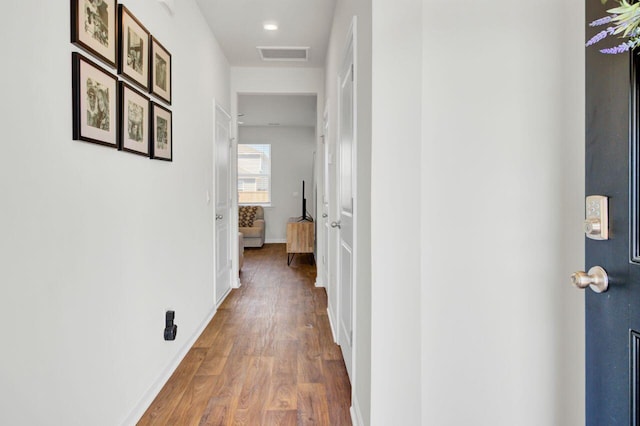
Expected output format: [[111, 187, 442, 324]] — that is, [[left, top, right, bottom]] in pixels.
[[586, 2, 640, 423]]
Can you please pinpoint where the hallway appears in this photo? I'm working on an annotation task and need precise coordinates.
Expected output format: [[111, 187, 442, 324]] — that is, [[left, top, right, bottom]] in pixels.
[[138, 244, 352, 425]]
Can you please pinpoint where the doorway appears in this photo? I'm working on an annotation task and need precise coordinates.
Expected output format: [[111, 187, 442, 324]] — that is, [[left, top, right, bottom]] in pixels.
[[236, 94, 318, 247]]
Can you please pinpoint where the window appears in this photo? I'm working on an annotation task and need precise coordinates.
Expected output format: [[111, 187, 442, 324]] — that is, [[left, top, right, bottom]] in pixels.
[[238, 144, 271, 204]]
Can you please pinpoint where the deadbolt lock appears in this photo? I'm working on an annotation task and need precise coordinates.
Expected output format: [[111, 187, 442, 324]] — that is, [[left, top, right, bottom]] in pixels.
[[584, 195, 608, 240]]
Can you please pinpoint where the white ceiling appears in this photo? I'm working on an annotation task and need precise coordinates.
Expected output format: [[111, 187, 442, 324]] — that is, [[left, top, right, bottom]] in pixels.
[[195, 0, 337, 68], [238, 94, 317, 127]]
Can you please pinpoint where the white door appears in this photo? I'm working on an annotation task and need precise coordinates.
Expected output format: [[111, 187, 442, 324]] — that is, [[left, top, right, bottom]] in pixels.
[[335, 32, 356, 381], [214, 104, 232, 306]]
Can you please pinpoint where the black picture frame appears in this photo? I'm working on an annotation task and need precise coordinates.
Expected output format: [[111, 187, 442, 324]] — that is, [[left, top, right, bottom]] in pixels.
[[117, 5, 150, 91], [150, 102, 173, 161], [71, 0, 118, 68], [72, 52, 118, 147], [119, 81, 150, 157], [150, 37, 172, 105]]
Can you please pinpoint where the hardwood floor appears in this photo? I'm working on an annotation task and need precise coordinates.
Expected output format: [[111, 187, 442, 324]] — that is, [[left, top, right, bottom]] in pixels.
[[138, 244, 352, 426]]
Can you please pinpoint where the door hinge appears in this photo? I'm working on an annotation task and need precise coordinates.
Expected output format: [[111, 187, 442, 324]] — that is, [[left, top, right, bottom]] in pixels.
[[350, 64, 354, 82]]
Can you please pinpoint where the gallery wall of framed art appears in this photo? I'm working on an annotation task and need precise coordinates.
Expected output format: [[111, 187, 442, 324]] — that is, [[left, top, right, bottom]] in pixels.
[[71, 0, 173, 161]]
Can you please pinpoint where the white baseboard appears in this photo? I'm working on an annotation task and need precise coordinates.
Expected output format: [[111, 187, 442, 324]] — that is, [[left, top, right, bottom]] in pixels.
[[314, 275, 324, 288], [326, 307, 338, 344], [216, 287, 232, 308], [351, 396, 365, 426], [265, 237, 286, 244], [121, 307, 217, 425]]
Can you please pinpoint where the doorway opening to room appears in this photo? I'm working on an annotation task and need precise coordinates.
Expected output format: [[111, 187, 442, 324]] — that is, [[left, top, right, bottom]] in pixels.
[[235, 93, 319, 270]]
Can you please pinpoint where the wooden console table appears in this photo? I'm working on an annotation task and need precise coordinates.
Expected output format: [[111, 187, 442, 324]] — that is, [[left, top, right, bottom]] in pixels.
[[286, 217, 314, 265]]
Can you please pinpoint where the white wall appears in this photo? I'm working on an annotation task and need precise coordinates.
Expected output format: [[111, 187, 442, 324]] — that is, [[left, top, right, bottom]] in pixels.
[[370, 0, 421, 424], [418, 1, 585, 426], [324, 0, 372, 423], [0, 1, 229, 424], [238, 126, 316, 242], [231, 67, 325, 95]]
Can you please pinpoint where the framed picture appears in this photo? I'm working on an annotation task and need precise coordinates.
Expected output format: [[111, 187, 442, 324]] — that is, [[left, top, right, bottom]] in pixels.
[[119, 82, 150, 156], [150, 102, 172, 161], [117, 5, 149, 91], [71, 0, 117, 68], [72, 52, 118, 147], [150, 37, 172, 104]]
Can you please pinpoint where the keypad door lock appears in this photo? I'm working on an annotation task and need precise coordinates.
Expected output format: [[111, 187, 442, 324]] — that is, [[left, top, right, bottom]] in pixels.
[[585, 195, 608, 240]]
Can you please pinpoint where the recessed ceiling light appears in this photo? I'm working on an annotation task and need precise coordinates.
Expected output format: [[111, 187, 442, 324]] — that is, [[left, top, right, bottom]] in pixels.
[[263, 23, 278, 31]]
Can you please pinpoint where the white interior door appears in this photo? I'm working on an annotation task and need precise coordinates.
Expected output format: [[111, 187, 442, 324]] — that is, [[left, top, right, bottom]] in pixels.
[[215, 105, 232, 306], [336, 35, 355, 381], [322, 111, 330, 297]]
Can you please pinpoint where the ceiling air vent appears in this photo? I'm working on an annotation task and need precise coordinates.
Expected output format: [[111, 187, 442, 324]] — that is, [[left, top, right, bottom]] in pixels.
[[257, 46, 310, 62]]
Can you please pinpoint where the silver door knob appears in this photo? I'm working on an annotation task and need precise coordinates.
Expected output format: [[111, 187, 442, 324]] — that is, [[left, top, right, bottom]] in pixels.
[[216, 214, 223, 220], [331, 221, 341, 229], [571, 266, 609, 293]]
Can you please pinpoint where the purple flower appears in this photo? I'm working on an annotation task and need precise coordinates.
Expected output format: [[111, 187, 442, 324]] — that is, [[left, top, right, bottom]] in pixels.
[[586, 27, 615, 47], [589, 15, 616, 27], [590, 15, 615, 27], [599, 41, 634, 54]]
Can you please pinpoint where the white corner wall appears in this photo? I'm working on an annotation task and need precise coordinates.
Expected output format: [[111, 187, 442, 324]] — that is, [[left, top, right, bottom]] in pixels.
[[238, 126, 316, 242], [0, 1, 229, 424], [370, 0, 421, 424], [419, 0, 585, 425]]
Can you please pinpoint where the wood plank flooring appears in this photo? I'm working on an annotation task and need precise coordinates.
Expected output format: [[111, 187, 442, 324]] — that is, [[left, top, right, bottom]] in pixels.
[[138, 244, 351, 426]]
